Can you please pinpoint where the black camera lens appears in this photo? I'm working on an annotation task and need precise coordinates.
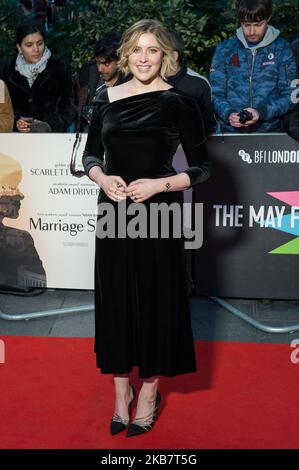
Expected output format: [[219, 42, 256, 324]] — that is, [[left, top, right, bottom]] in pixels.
[[238, 109, 253, 124]]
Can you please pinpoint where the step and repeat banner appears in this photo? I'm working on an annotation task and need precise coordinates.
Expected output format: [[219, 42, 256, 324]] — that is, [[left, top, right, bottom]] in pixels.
[[0, 133, 298, 298], [194, 134, 299, 299]]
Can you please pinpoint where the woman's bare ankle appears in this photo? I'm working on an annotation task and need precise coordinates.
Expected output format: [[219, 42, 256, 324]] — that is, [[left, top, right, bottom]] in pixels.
[[138, 378, 159, 401]]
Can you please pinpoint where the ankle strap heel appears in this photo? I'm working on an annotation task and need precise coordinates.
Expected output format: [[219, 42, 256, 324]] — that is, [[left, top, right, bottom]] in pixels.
[[127, 390, 161, 437]]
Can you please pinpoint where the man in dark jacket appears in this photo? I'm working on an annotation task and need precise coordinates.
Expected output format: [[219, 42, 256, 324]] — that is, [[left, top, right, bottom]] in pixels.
[[167, 30, 217, 136], [75, 32, 126, 131], [210, 0, 297, 133]]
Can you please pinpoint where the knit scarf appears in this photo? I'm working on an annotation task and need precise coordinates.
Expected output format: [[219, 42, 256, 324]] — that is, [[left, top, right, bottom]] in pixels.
[[15, 47, 52, 87]]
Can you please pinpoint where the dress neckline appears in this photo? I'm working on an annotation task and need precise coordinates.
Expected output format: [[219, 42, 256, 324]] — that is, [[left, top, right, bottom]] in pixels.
[[105, 87, 175, 105]]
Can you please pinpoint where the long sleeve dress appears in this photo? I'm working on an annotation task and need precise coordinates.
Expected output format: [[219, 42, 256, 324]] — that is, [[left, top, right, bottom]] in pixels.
[[82, 87, 210, 378]]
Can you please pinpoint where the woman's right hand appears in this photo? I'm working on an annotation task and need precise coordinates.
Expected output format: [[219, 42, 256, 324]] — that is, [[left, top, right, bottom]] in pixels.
[[97, 174, 128, 202], [16, 118, 32, 133]]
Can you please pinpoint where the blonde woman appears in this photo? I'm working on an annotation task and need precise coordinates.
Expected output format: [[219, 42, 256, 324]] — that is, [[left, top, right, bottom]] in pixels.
[[82, 19, 210, 437]]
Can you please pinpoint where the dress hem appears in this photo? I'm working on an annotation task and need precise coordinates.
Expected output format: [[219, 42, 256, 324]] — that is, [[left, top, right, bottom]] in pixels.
[[95, 361, 197, 379]]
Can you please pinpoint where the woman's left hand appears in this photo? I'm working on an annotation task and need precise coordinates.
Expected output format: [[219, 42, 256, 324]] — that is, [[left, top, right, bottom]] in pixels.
[[125, 178, 160, 202]]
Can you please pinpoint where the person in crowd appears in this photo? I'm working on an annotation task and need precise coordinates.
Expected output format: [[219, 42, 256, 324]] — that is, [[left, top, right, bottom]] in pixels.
[[75, 32, 126, 131], [19, 0, 35, 20], [283, 38, 299, 141], [0, 80, 14, 132], [0, 19, 75, 132], [167, 30, 217, 135], [32, 0, 48, 28], [210, 0, 297, 133], [80, 19, 210, 437]]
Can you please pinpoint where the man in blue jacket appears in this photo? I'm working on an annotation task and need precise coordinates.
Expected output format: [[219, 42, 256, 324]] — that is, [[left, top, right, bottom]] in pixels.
[[210, 0, 297, 133]]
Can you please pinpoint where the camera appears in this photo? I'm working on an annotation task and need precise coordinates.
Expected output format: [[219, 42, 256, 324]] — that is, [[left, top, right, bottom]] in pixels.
[[238, 109, 253, 124], [20, 116, 34, 124]]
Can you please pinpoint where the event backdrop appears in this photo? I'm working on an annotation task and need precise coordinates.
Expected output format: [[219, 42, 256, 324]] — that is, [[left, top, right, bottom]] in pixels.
[[0, 133, 298, 298], [194, 134, 299, 299]]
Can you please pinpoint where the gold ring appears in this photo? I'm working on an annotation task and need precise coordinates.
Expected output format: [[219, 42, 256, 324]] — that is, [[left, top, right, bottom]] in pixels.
[[116, 182, 122, 188]]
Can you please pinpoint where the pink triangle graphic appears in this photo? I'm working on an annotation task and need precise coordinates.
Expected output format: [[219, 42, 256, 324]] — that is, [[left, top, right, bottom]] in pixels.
[[267, 191, 299, 207]]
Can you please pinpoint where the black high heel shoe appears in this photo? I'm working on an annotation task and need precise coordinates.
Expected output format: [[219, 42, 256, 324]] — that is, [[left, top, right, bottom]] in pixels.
[[126, 390, 161, 437], [110, 385, 136, 435]]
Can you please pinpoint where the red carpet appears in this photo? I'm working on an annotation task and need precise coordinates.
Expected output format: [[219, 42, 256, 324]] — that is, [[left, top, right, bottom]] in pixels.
[[0, 336, 297, 449]]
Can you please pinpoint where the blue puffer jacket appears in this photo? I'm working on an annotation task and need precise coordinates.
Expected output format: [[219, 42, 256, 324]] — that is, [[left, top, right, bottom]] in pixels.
[[210, 25, 297, 133]]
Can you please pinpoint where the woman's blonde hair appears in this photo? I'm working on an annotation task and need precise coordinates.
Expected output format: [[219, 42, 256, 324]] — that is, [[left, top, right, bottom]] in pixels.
[[118, 19, 178, 79]]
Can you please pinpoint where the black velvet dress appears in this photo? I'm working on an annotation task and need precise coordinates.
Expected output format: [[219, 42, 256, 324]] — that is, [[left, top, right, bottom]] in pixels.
[[82, 87, 210, 378]]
